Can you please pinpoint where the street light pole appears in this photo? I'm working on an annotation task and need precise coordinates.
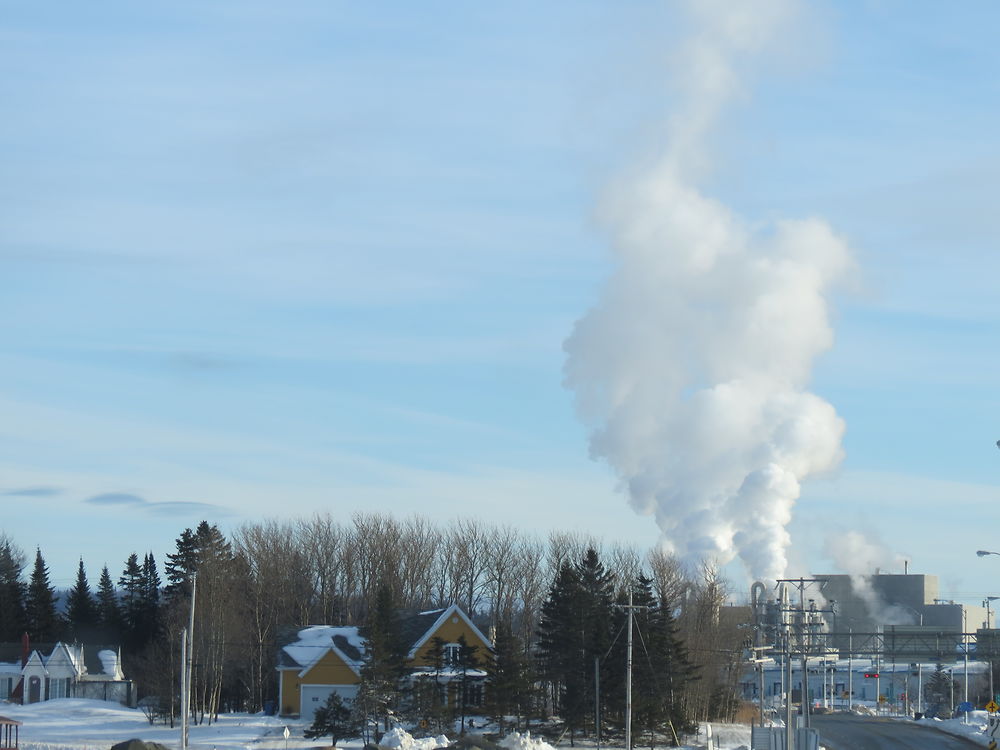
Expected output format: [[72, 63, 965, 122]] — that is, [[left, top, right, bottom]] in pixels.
[[977, 562, 1000, 706], [985, 597, 999, 629], [964, 610, 969, 725]]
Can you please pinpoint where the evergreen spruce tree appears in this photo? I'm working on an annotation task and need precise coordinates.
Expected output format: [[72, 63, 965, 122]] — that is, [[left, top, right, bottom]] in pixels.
[[119, 553, 145, 651], [413, 636, 449, 732], [139, 553, 162, 645], [96, 565, 122, 643], [25, 548, 61, 641], [0, 537, 27, 641], [576, 548, 613, 733], [357, 582, 407, 740], [624, 574, 697, 745], [161, 521, 236, 723], [455, 634, 482, 735], [66, 559, 98, 642], [164, 522, 232, 602], [925, 664, 954, 717], [537, 561, 587, 741], [164, 528, 198, 604], [486, 621, 530, 735], [304, 692, 362, 746]]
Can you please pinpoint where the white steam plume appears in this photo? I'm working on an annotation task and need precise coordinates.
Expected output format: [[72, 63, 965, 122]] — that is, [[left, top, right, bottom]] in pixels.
[[564, 0, 850, 583], [824, 531, 916, 625]]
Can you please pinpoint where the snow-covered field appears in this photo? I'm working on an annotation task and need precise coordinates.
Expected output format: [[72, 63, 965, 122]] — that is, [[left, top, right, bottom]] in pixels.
[[0, 699, 313, 750], [0, 699, 757, 750]]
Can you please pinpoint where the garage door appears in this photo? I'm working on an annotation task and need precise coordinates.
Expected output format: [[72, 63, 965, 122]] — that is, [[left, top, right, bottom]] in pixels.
[[300, 684, 359, 721]]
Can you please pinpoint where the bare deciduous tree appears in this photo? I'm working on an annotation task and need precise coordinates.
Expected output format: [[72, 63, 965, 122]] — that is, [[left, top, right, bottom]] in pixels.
[[483, 525, 520, 629], [647, 546, 689, 613], [510, 536, 546, 649], [545, 530, 596, 583], [447, 518, 490, 615], [608, 543, 642, 595], [396, 515, 440, 609], [296, 514, 346, 624]]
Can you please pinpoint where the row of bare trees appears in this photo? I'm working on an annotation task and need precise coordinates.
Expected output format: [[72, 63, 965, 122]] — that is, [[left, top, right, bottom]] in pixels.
[[50, 512, 746, 724]]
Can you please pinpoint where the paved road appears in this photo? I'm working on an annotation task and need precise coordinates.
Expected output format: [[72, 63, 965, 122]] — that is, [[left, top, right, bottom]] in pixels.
[[810, 714, 984, 749]]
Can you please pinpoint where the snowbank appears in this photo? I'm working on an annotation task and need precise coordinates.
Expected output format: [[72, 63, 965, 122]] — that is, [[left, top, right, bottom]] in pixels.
[[0, 698, 315, 750], [379, 727, 451, 750], [915, 711, 992, 746], [693, 722, 751, 749], [497, 732, 556, 750]]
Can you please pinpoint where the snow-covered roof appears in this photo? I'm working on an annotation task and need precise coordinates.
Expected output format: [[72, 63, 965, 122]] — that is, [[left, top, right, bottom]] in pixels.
[[279, 605, 491, 674], [281, 626, 366, 672], [0, 642, 126, 679], [97, 649, 124, 679], [410, 666, 488, 679]]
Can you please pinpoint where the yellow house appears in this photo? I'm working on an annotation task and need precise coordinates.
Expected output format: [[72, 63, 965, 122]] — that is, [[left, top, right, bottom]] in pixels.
[[277, 603, 492, 718]]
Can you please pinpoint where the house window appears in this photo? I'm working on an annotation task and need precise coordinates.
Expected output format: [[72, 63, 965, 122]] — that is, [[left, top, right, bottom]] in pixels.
[[0, 677, 9, 699], [49, 677, 70, 700], [444, 644, 461, 666], [464, 682, 483, 707]]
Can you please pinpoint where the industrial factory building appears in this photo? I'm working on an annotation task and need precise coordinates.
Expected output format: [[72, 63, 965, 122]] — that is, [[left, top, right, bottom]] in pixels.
[[741, 573, 998, 713]]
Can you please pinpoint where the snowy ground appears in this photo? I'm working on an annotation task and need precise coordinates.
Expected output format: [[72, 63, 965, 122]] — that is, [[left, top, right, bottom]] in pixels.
[[0, 699, 755, 750], [0, 699, 314, 750], [910, 709, 1000, 747]]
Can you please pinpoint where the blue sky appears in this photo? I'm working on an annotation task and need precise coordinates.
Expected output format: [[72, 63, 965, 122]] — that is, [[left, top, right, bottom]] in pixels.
[[2, 1, 999, 600]]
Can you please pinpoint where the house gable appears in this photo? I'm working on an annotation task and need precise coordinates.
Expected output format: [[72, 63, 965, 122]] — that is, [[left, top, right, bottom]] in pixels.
[[21, 651, 45, 679], [43, 643, 81, 680], [299, 646, 361, 684], [277, 626, 364, 717], [408, 604, 492, 666]]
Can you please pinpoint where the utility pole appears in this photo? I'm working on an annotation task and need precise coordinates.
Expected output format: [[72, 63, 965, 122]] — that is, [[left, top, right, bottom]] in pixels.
[[617, 589, 648, 750], [749, 581, 769, 726], [776, 578, 828, 730], [917, 663, 922, 715], [776, 581, 793, 750], [848, 629, 853, 712], [784, 629, 793, 750], [758, 650, 766, 726], [594, 657, 600, 750], [181, 573, 197, 750], [626, 590, 634, 750], [874, 632, 880, 717], [180, 628, 188, 750], [800, 587, 809, 729], [964, 609, 969, 724]]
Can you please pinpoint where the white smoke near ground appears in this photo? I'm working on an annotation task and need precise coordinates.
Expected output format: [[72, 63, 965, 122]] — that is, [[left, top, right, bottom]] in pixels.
[[563, 0, 851, 583], [824, 530, 917, 624]]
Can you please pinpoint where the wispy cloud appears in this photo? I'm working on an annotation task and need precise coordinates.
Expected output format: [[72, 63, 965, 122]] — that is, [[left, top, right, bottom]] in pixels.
[[83, 492, 228, 518], [2, 486, 62, 497], [84, 492, 146, 506]]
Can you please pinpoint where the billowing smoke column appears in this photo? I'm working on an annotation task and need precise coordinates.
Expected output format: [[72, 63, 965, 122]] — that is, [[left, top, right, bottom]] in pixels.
[[564, 0, 851, 582]]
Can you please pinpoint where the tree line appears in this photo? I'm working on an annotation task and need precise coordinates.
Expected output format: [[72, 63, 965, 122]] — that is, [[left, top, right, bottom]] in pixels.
[[0, 514, 748, 738]]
